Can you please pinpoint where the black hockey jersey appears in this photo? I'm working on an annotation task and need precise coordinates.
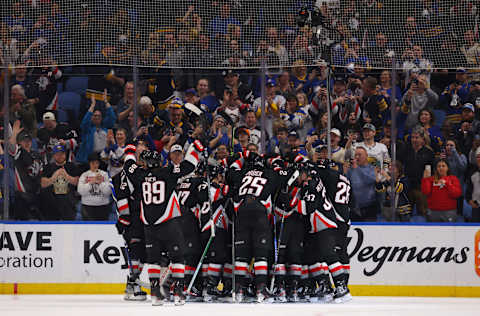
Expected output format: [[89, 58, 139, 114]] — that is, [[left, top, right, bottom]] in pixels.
[[294, 177, 338, 233], [123, 143, 202, 225], [37, 123, 78, 163], [315, 166, 353, 224]]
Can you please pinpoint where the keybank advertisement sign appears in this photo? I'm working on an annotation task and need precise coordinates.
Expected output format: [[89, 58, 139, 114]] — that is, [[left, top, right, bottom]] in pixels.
[[1, 223, 480, 286]]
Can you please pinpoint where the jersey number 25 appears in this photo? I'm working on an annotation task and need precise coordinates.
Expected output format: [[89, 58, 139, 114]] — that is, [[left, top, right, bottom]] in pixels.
[[239, 176, 267, 197]]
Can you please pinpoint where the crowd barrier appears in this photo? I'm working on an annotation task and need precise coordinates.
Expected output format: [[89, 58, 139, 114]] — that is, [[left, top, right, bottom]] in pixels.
[[1, 221, 479, 297]]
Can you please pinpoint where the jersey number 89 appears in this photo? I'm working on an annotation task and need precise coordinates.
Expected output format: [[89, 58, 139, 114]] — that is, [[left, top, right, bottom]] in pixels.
[[142, 181, 165, 205]]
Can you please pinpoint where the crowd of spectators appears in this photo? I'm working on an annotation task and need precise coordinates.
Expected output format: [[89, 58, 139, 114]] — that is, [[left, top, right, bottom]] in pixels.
[[1, 0, 480, 223]]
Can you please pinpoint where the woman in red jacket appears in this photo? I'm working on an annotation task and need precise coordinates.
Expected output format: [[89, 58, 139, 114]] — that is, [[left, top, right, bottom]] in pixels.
[[421, 159, 462, 222]]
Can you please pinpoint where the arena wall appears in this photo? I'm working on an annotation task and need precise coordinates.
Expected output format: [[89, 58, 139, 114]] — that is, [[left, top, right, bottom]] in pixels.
[[1, 222, 480, 297]]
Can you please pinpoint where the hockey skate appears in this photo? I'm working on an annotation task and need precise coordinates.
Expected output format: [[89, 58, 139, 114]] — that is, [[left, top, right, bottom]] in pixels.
[[234, 283, 246, 303], [202, 280, 221, 302], [273, 281, 287, 303], [312, 279, 334, 303], [150, 279, 167, 306], [333, 280, 352, 303], [216, 279, 234, 303], [255, 283, 274, 304], [186, 284, 203, 302], [174, 281, 186, 306], [287, 280, 300, 303], [124, 276, 147, 301]]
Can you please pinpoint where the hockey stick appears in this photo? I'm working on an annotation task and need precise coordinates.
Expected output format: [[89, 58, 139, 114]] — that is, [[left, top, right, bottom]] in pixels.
[[187, 150, 216, 293], [231, 202, 236, 302], [269, 212, 286, 293]]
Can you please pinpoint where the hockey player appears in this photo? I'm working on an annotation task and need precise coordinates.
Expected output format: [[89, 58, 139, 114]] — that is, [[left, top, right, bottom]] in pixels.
[[176, 161, 205, 301], [293, 162, 352, 303], [113, 141, 148, 301], [314, 159, 353, 302], [122, 140, 204, 306], [196, 165, 231, 302], [228, 151, 297, 303]]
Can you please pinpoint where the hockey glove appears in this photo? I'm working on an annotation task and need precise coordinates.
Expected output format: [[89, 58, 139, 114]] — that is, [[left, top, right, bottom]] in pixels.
[[115, 215, 131, 235]]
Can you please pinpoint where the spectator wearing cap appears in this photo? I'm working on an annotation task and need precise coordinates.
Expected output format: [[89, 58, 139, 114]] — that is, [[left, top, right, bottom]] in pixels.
[[233, 127, 250, 154], [346, 146, 378, 221], [100, 128, 127, 178], [287, 130, 308, 157], [252, 78, 285, 135], [280, 94, 307, 134], [77, 153, 112, 221], [466, 147, 480, 222], [7, 120, 44, 220], [208, 114, 232, 151], [37, 111, 78, 164], [41, 144, 80, 220], [401, 126, 435, 217], [439, 68, 471, 124], [168, 144, 184, 166], [77, 92, 116, 164], [329, 128, 346, 165], [220, 70, 254, 106], [184, 88, 200, 106], [346, 123, 390, 168], [401, 74, 439, 130]]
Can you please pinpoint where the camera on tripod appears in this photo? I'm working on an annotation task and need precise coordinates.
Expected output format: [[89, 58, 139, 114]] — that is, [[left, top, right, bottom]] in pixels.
[[296, 5, 325, 28]]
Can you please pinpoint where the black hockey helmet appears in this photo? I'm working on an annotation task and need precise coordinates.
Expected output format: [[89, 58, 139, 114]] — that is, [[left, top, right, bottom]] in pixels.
[[245, 151, 264, 169], [140, 150, 161, 169]]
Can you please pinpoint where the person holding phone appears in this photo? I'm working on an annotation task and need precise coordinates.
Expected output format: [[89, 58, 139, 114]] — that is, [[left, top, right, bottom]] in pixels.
[[421, 159, 462, 222]]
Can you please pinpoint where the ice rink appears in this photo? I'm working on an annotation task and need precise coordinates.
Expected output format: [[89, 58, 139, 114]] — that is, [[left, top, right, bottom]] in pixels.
[[1, 295, 480, 316]]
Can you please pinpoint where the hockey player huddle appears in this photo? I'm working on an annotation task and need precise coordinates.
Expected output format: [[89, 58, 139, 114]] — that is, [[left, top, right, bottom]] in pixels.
[[112, 137, 353, 306]]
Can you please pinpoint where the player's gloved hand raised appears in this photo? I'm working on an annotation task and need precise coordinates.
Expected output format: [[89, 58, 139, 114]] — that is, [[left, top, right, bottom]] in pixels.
[[193, 139, 205, 152], [124, 144, 136, 156], [115, 215, 131, 235]]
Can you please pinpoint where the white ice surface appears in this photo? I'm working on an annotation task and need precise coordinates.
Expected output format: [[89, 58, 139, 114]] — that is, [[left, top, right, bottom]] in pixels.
[[1, 295, 480, 316]]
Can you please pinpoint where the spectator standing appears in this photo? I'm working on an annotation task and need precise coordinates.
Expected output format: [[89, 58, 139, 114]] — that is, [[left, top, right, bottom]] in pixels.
[[346, 147, 378, 221], [77, 153, 112, 221], [40, 145, 80, 220], [76, 94, 117, 164], [401, 74, 439, 130], [10, 84, 36, 136], [466, 148, 480, 222], [100, 128, 127, 178], [37, 112, 78, 164], [115, 81, 136, 124], [376, 160, 412, 222], [7, 121, 43, 220], [346, 123, 390, 168], [421, 159, 462, 222], [402, 127, 435, 217], [461, 30, 480, 67]]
